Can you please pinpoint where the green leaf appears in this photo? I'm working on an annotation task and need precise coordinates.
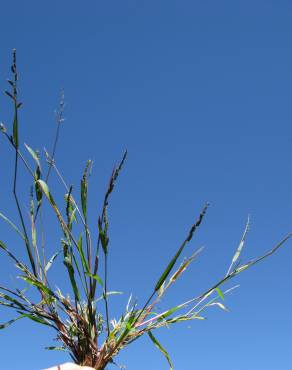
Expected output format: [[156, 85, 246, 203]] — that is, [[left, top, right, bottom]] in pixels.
[[65, 186, 73, 230], [20, 313, 52, 327], [0, 240, 8, 252], [63, 253, 80, 302], [86, 272, 103, 287], [35, 178, 43, 205], [36, 180, 67, 235], [19, 276, 56, 298], [24, 143, 41, 169], [13, 112, 18, 148], [154, 244, 185, 292], [81, 160, 91, 220], [0, 240, 22, 265], [233, 264, 249, 274], [98, 219, 109, 255], [155, 205, 208, 292], [77, 234, 89, 273], [45, 346, 67, 351], [117, 309, 137, 343], [157, 306, 181, 322], [0, 212, 25, 240], [67, 207, 77, 231], [0, 316, 24, 330], [215, 287, 225, 301], [0, 293, 26, 310], [148, 331, 174, 370]]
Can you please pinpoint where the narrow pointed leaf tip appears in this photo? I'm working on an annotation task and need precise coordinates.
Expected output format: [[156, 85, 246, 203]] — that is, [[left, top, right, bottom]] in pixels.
[[0, 316, 24, 330], [24, 143, 41, 169], [215, 287, 225, 301], [0, 212, 25, 240], [155, 204, 208, 292], [226, 216, 250, 276], [208, 302, 229, 312], [148, 331, 174, 370], [45, 251, 60, 272], [81, 160, 91, 219]]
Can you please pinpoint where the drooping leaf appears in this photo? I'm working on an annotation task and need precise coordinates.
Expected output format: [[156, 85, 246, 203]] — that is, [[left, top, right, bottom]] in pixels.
[[0, 293, 26, 310], [0, 240, 22, 265], [208, 302, 229, 312], [95, 291, 123, 303], [0, 212, 25, 240], [0, 316, 24, 330], [148, 331, 174, 370], [45, 346, 67, 351]]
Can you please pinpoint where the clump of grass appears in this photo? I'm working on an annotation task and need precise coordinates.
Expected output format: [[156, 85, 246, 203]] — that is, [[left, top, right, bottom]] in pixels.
[[0, 50, 291, 370]]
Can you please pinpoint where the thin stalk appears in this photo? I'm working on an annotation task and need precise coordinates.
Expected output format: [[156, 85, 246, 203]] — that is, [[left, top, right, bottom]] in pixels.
[[34, 90, 65, 222], [3, 132, 35, 177], [48, 159, 86, 226], [91, 150, 127, 300], [12, 111, 37, 276], [104, 253, 110, 336], [49, 156, 92, 299]]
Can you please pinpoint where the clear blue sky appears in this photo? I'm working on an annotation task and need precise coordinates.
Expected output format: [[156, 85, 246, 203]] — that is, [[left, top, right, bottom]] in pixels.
[[0, 1, 292, 369]]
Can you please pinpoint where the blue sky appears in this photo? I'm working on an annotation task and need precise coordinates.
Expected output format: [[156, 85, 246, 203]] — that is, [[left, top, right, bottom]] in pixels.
[[0, 1, 292, 369]]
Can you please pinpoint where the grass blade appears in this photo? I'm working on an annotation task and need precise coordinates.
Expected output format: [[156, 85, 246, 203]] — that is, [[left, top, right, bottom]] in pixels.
[[77, 234, 90, 273], [148, 331, 174, 370], [0, 315, 24, 330], [81, 160, 91, 220], [24, 143, 41, 169], [0, 212, 25, 240], [215, 287, 224, 301], [155, 204, 208, 292], [63, 242, 81, 303], [19, 313, 53, 327], [226, 216, 250, 276]]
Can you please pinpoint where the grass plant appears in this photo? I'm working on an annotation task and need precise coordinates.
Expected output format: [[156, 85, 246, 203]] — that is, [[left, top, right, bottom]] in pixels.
[[0, 50, 290, 369]]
